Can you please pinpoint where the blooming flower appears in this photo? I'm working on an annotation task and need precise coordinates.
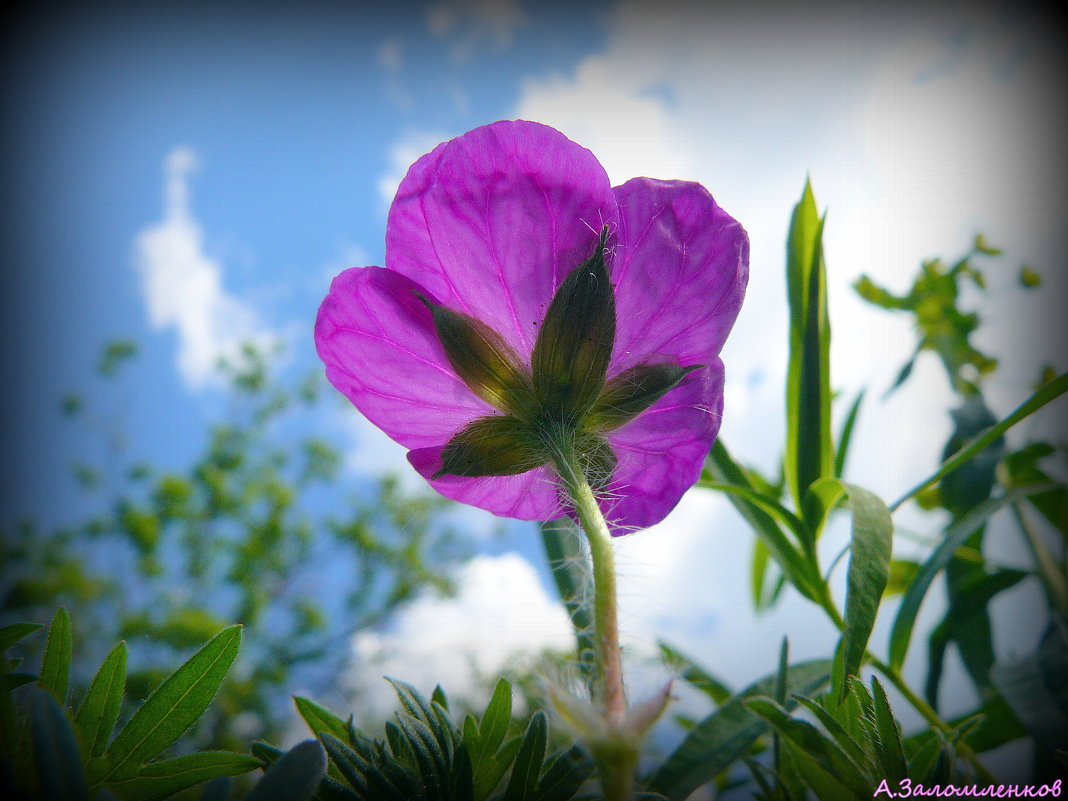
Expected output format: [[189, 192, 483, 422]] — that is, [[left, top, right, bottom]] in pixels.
[[316, 121, 748, 534]]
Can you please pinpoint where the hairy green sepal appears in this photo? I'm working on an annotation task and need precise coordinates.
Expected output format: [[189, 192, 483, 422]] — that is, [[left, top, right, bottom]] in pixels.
[[428, 227, 699, 487]]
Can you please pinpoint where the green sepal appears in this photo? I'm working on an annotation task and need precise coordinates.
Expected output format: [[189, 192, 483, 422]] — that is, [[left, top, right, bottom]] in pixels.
[[575, 431, 617, 492], [418, 293, 533, 415], [436, 415, 547, 478], [589, 363, 701, 431], [531, 227, 615, 422]]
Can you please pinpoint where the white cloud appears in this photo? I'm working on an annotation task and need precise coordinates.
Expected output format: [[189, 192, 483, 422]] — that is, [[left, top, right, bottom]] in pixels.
[[376, 129, 451, 212], [506, 0, 1066, 728], [376, 37, 403, 73], [345, 552, 573, 720], [427, 0, 526, 61], [134, 147, 278, 389]]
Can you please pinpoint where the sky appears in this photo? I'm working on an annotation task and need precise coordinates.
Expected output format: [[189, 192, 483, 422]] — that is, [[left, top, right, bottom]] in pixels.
[[2, 0, 1066, 777]]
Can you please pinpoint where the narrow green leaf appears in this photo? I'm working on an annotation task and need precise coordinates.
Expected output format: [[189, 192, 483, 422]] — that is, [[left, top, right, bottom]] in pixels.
[[0, 622, 43, 652], [834, 390, 865, 479], [295, 696, 349, 741], [779, 738, 859, 801], [39, 607, 73, 703], [74, 641, 127, 759], [97, 625, 241, 783], [785, 180, 833, 509], [889, 372, 1068, 511], [832, 484, 892, 702], [657, 642, 732, 705], [646, 660, 831, 801], [532, 745, 593, 801], [801, 477, 847, 548], [320, 732, 373, 797], [991, 619, 1068, 753], [431, 685, 448, 711], [540, 522, 595, 679], [30, 687, 89, 801], [108, 751, 259, 801], [400, 715, 450, 798], [869, 677, 907, 783], [475, 678, 512, 763], [247, 740, 327, 801], [925, 566, 1026, 708], [903, 696, 1026, 754], [750, 539, 771, 610], [792, 696, 868, 769], [704, 441, 820, 602], [745, 697, 870, 796], [503, 711, 547, 801], [888, 485, 1052, 670]]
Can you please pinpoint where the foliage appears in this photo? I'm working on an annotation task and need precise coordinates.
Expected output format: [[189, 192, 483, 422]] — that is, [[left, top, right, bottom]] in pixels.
[[0, 609, 258, 800], [0, 342, 469, 749], [250, 678, 615, 801], [545, 181, 1067, 797]]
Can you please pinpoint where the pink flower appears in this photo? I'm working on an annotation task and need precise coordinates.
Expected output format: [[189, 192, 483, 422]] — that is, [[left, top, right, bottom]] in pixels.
[[316, 121, 748, 534]]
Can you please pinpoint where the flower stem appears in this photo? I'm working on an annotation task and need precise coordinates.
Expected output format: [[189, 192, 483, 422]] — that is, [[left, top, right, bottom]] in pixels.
[[553, 449, 633, 801]]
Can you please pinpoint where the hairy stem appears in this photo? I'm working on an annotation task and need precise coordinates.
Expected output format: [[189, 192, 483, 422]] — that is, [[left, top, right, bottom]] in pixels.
[[553, 449, 632, 801]]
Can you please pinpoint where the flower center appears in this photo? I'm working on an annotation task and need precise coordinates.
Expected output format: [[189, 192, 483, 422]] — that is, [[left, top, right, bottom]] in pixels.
[[419, 227, 700, 487]]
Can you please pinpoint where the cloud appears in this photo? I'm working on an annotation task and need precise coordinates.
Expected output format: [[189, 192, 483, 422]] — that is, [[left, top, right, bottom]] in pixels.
[[376, 130, 451, 212], [345, 552, 573, 720], [427, 0, 526, 61], [506, 0, 1066, 724], [134, 147, 277, 389]]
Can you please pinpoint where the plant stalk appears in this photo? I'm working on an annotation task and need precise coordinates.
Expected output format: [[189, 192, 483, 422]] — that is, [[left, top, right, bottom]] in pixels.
[[554, 449, 632, 801]]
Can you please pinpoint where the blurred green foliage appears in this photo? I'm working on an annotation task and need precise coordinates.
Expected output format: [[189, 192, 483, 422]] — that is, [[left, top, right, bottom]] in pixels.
[[0, 341, 469, 751]]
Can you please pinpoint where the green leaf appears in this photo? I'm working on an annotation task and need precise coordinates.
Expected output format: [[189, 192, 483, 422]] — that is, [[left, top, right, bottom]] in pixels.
[[96, 625, 241, 783], [474, 677, 512, 765], [74, 641, 128, 759], [247, 740, 327, 801], [40, 607, 73, 702], [991, 619, 1068, 753], [540, 523, 595, 679], [831, 484, 892, 702], [869, 677, 907, 783], [888, 485, 1051, 670], [108, 751, 259, 801], [30, 687, 89, 801], [657, 642, 732, 705], [703, 440, 819, 602], [792, 696, 867, 769], [532, 744, 593, 801], [503, 711, 547, 801], [295, 696, 350, 742], [0, 622, 43, 652], [925, 566, 1026, 708], [889, 372, 1068, 511], [785, 180, 833, 510], [646, 659, 831, 801], [834, 390, 865, 479], [745, 697, 870, 796]]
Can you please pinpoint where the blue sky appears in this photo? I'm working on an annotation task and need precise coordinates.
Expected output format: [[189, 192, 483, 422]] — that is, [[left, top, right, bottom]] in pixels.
[[3, 0, 1066, 762]]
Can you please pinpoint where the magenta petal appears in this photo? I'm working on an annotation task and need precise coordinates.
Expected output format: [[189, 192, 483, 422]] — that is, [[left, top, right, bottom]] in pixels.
[[610, 178, 748, 372], [599, 359, 726, 533], [315, 266, 495, 449], [386, 120, 619, 359], [408, 446, 564, 521]]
